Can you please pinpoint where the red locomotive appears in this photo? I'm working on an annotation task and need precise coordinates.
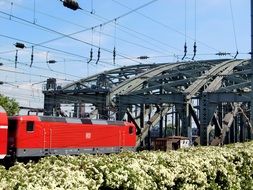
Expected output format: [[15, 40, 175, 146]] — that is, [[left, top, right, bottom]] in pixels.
[[0, 106, 8, 159], [0, 106, 136, 160]]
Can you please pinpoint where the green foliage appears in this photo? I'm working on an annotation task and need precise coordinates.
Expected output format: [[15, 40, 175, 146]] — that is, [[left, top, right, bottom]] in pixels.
[[1, 142, 253, 189], [0, 94, 19, 116]]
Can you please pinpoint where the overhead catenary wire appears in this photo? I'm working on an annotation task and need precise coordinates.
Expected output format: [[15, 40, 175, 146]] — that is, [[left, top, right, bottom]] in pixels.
[[182, 0, 187, 60], [0, 82, 115, 105], [0, 92, 43, 103], [6, 0, 169, 53], [0, 34, 120, 71], [0, 86, 110, 107], [1, 81, 105, 104], [0, 34, 87, 61], [54, 0, 161, 62], [0, 3, 244, 69], [0, 67, 76, 82], [95, 25, 102, 65], [33, 0, 36, 24], [8, 0, 85, 28], [0, 10, 142, 66], [21, 0, 170, 56], [87, 27, 94, 64], [5, 0, 180, 56], [0, 79, 77, 100], [90, 0, 95, 14], [3, 0, 231, 65], [78, 8, 182, 55], [229, 0, 239, 59], [1, 48, 233, 63], [0, 78, 92, 103], [0, 55, 81, 79], [98, 0, 181, 53], [9, 1, 13, 20], [26, 19, 171, 58], [0, 34, 120, 69], [111, 0, 221, 53], [113, 19, 117, 65], [192, 0, 197, 60], [99, 28, 171, 55], [0, 80, 46, 91], [0, 50, 17, 54], [0, 34, 237, 73]]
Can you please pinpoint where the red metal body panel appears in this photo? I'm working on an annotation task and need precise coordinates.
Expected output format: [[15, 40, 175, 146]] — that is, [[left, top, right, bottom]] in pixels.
[[10, 116, 136, 155], [12, 116, 42, 149], [0, 107, 8, 159]]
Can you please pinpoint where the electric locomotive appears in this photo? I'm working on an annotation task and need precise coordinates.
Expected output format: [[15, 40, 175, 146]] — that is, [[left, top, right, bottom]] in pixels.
[[0, 106, 136, 159]]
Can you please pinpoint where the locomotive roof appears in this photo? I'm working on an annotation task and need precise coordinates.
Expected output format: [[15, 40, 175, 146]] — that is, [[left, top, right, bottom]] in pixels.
[[9, 115, 128, 126]]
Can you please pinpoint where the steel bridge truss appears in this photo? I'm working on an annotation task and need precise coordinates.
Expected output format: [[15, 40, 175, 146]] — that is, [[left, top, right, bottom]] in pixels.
[[43, 59, 253, 146]]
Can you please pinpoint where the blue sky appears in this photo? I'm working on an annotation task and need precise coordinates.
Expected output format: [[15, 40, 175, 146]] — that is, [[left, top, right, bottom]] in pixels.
[[0, 0, 251, 108]]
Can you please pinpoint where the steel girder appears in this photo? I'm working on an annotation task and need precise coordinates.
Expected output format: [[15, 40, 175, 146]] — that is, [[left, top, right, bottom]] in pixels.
[[115, 60, 226, 144], [116, 59, 253, 145], [199, 60, 247, 145], [62, 64, 163, 91], [43, 58, 253, 147], [43, 63, 164, 117], [116, 59, 236, 145], [199, 59, 252, 145]]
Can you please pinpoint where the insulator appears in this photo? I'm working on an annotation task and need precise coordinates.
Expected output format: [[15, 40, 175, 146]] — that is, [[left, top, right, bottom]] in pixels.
[[63, 0, 81, 11], [113, 47, 116, 64], [95, 48, 100, 64], [0, 81, 3, 85], [192, 42, 197, 60], [47, 60, 57, 64], [137, 56, 149, 60], [182, 42, 187, 60], [15, 42, 25, 49], [0, 63, 3, 66], [15, 49, 18, 68], [87, 48, 93, 63], [216, 52, 231, 56], [193, 42, 197, 54], [98, 48, 101, 58], [30, 46, 34, 67], [234, 51, 239, 59]]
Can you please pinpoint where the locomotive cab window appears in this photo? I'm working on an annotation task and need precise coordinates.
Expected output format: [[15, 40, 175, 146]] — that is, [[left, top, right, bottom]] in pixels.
[[26, 121, 34, 132], [129, 126, 134, 134]]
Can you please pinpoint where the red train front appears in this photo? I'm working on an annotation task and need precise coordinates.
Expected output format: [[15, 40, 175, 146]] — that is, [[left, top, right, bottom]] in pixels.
[[0, 107, 136, 159], [0, 106, 8, 159]]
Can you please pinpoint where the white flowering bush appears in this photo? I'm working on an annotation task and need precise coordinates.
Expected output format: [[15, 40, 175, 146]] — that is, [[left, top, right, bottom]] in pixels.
[[1, 142, 253, 190]]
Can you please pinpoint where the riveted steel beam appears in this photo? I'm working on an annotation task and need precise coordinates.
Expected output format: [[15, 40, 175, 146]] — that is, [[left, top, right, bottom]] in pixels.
[[117, 94, 184, 105]]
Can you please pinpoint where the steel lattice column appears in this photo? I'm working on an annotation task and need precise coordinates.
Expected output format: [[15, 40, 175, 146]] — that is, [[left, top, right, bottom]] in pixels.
[[175, 103, 190, 137], [44, 94, 55, 116], [199, 93, 218, 145]]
